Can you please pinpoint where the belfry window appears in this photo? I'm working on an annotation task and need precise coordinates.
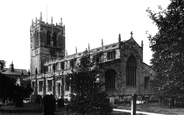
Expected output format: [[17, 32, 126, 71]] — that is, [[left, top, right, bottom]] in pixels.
[[53, 32, 57, 46], [126, 55, 137, 86], [105, 69, 116, 89], [47, 31, 51, 45]]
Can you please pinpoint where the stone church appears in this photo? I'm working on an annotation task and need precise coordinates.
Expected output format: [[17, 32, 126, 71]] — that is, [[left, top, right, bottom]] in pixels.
[[29, 14, 154, 101]]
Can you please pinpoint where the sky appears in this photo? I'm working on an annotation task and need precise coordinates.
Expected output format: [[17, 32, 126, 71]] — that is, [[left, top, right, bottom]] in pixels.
[[0, 0, 170, 70]]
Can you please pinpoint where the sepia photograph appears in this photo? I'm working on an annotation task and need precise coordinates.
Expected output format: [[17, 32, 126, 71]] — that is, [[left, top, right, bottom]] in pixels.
[[0, 0, 183, 115]]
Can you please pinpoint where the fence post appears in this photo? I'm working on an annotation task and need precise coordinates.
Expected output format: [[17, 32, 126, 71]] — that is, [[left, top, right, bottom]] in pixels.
[[131, 94, 137, 115]]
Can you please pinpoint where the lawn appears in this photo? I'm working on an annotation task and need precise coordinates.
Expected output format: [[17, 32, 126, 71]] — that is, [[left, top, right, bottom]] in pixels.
[[116, 102, 184, 115], [0, 102, 129, 115], [1, 102, 184, 115]]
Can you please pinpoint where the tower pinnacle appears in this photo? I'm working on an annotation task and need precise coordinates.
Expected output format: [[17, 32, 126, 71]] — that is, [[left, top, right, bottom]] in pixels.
[[60, 18, 63, 26], [101, 39, 104, 47], [118, 33, 121, 43], [51, 16, 53, 24], [35, 17, 37, 24], [40, 12, 42, 21]]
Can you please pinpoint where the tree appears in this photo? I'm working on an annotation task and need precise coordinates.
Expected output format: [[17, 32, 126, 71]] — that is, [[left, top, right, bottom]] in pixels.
[[147, 0, 184, 99], [0, 73, 33, 104], [0, 60, 6, 72], [0, 73, 16, 103], [66, 51, 112, 115]]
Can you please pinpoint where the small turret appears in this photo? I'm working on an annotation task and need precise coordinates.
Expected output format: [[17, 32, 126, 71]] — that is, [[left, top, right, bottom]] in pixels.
[[88, 43, 90, 51], [101, 39, 104, 47], [76, 46, 78, 54], [60, 18, 63, 26], [141, 40, 143, 49], [51, 16, 53, 24], [35, 17, 37, 25], [10, 61, 14, 72], [118, 33, 121, 43], [40, 12, 42, 22]]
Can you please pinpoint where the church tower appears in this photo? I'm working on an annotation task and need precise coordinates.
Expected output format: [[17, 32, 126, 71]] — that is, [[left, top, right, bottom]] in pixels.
[[30, 13, 65, 75]]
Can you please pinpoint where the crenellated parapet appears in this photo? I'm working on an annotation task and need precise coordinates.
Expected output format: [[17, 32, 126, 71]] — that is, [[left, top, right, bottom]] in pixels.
[[30, 12, 64, 30]]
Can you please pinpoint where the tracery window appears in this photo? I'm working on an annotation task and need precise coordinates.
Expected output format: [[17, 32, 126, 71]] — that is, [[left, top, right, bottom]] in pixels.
[[126, 55, 137, 86]]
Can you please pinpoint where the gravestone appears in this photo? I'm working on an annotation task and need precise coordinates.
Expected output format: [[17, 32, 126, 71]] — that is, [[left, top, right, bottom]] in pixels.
[[15, 97, 23, 107], [42, 95, 56, 115], [109, 97, 114, 106], [58, 98, 64, 108]]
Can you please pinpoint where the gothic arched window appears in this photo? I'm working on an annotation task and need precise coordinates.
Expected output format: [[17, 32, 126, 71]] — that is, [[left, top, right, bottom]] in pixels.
[[126, 55, 137, 86], [105, 69, 116, 89], [53, 32, 57, 46], [47, 31, 51, 45]]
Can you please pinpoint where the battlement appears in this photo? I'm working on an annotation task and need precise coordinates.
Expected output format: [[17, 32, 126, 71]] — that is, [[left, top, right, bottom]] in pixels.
[[30, 12, 64, 29]]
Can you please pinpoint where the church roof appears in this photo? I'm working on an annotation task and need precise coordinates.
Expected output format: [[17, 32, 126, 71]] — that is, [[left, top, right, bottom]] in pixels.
[[45, 33, 142, 66], [3, 69, 29, 76]]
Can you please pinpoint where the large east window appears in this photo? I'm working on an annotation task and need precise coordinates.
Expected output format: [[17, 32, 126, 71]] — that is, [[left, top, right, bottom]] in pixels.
[[126, 55, 137, 86]]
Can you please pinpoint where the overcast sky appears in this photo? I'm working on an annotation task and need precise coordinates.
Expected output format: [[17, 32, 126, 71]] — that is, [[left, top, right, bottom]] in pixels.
[[0, 0, 170, 70]]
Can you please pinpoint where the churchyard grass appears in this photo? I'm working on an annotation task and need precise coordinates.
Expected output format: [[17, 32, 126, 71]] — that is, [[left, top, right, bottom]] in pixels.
[[116, 102, 184, 115], [2, 102, 184, 115]]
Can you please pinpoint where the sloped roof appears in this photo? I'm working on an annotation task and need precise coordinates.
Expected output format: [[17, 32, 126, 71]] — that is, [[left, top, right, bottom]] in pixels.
[[4, 69, 29, 76]]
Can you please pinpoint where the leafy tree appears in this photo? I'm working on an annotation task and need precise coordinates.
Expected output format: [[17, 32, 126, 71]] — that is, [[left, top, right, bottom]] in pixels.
[[0, 60, 6, 72], [0, 73, 16, 102], [23, 84, 33, 98], [0, 73, 33, 104], [66, 51, 112, 115], [147, 0, 184, 99]]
